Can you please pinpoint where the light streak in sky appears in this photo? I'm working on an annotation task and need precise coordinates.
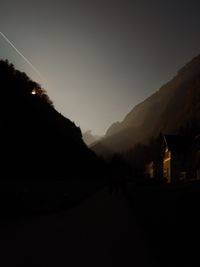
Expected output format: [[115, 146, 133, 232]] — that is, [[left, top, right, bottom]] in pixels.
[[0, 32, 42, 78]]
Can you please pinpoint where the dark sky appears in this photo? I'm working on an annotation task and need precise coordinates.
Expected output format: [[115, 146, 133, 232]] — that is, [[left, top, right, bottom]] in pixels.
[[1, 0, 200, 134]]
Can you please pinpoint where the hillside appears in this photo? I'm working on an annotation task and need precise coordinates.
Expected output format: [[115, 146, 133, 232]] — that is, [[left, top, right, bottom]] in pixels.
[[0, 60, 103, 180], [92, 55, 200, 155]]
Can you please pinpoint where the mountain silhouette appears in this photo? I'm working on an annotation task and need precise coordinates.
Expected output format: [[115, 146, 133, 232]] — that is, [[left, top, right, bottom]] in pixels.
[[82, 130, 102, 146], [92, 54, 200, 155], [0, 60, 103, 180]]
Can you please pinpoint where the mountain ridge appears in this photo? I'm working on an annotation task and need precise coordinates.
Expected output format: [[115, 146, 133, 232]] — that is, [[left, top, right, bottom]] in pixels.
[[92, 54, 200, 155]]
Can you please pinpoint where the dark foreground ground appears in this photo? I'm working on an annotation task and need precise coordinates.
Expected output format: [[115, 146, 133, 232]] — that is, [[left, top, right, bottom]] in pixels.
[[128, 180, 200, 267], [0, 180, 200, 266], [0, 186, 158, 267]]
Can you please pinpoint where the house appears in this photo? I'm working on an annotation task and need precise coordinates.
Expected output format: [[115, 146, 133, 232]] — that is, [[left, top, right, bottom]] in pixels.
[[145, 134, 200, 184], [163, 135, 192, 183]]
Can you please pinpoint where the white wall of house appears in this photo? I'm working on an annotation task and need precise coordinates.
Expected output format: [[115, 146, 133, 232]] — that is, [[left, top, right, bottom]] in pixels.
[[163, 149, 171, 183]]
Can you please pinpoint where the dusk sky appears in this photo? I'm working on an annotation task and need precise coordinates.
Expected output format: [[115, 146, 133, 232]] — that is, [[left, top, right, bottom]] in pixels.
[[1, 0, 200, 135]]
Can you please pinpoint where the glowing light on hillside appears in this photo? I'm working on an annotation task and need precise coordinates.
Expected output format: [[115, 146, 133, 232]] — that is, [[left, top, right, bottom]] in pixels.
[[31, 89, 36, 95]]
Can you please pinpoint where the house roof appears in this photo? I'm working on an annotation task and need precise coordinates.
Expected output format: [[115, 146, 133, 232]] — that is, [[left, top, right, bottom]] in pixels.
[[164, 135, 192, 152]]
